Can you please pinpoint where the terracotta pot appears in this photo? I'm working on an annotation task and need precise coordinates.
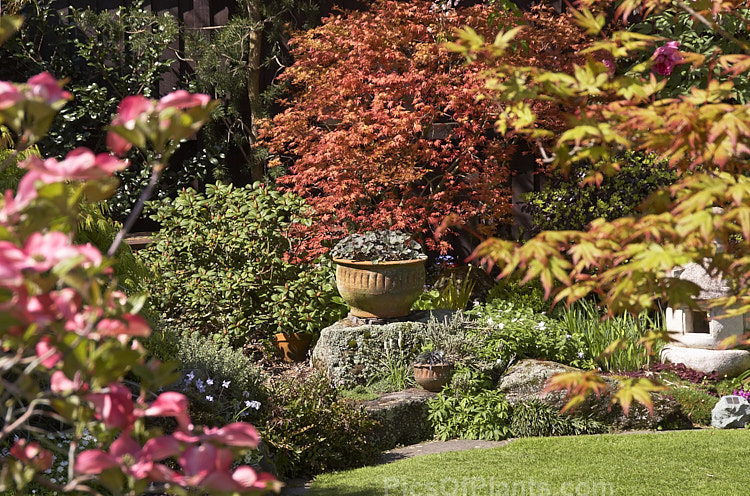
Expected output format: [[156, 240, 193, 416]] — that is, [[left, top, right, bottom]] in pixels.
[[413, 363, 452, 392], [274, 332, 313, 362], [333, 258, 426, 318]]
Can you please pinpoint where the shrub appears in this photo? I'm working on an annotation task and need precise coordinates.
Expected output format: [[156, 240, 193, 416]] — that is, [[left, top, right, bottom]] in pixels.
[[428, 386, 513, 441], [667, 387, 719, 426], [262, 374, 380, 478], [145, 329, 268, 426], [484, 279, 552, 316], [523, 152, 677, 235], [560, 299, 665, 372], [510, 399, 604, 437], [139, 182, 347, 345], [466, 300, 593, 370]]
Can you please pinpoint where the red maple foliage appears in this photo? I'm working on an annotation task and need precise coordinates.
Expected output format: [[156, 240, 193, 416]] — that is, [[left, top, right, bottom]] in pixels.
[[259, 1, 593, 255]]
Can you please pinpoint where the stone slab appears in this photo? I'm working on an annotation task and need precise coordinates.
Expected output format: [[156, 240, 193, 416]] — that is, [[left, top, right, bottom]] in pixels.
[[661, 346, 750, 378]]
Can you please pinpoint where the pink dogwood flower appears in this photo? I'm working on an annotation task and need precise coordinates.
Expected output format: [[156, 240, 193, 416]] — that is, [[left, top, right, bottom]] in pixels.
[[26, 72, 72, 105], [653, 41, 683, 76], [145, 391, 193, 431], [10, 439, 53, 472], [51, 370, 87, 394], [75, 433, 182, 481], [0, 81, 22, 109], [156, 90, 212, 112], [35, 336, 62, 368], [87, 383, 138, 431], [94, 314, 151, 341], [20, 148, 128, 183]]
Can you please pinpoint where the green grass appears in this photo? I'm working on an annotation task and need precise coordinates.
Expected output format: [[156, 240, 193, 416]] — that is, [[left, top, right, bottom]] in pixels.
[[309, 430, 750, 496]]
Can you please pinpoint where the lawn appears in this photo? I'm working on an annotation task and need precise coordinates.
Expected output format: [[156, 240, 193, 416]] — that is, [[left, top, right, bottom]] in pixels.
[[309, 430, 750, 496]]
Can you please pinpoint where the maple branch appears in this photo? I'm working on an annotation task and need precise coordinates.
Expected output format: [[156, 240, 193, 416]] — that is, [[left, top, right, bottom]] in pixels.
[[675, 1, 750, 55]]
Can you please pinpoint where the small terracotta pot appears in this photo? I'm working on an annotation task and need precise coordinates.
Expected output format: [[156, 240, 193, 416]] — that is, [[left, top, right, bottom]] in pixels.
[[274, 332, 313, 362], [413, 363, 452, 392], [333, 258, 426, 318]]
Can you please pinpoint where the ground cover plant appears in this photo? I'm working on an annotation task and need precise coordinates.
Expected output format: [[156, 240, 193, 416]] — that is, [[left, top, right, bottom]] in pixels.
[[259, 0, 595, 255], [309, 430, 750, 496]]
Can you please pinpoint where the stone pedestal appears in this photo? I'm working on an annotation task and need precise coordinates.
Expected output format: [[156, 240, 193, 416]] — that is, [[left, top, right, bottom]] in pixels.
[[661, 346, 750, 378]]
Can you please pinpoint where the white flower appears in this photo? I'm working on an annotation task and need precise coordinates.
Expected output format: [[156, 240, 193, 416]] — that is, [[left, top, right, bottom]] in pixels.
[[498, 323, 505, 330], [247, 400, 261, 410], [185, 371, 195, 382], [242, 390, 250, 398], [536, 322, 546, 330], [565, 334, 572, 340], [472, 300, 480, 307], [195, 378, 205, 392], [206, 378, 214, 386], [206, 395, 214, 402], [487, 317, 494, 325], [578, 352, 585, 358], [222, 380, 231, 388]]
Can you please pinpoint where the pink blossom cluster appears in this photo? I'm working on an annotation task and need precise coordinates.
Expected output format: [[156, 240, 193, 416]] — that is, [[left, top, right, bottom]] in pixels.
[[652, 41, 684, 76], [63, 384, 275, 492], [2, 70, 273, 494], [107, 90, 213, 156], [0, 72, 71, 110]]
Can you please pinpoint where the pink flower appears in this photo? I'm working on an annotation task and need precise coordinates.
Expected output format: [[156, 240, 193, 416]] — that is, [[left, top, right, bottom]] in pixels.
[[26, 72, 72, 105], [156, 90, 212, 112], [145, 391, 193, 431], [87, 383, 137, 430], [95, 314, 151, 340], [0, 81, 22, 110], [200, 422, 261, 448], [51, 370, 87, 394], [76, 434, 181, 481], [113, 95, 153, 128], [10, 439, 53, 471], [22, 232, 102, 273], [0, 240, 27, 286], [35, 336, 62, 368], [20, 148, 128, 183], [653, 41, 683, 76]]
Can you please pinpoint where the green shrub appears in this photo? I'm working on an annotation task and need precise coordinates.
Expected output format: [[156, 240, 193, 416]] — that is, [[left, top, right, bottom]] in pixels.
[[139, 182, 347, 345], [510, 399, 604, 437], [524, 151, 677, 235], [484, 279, 552, 316], [668, 387, 719, 426], [466, 300, 593, 370], [560, 299, 664, 372], [262, 374, 380, 478], [144, 329, 268, 426], [427, 386, 513, 441]]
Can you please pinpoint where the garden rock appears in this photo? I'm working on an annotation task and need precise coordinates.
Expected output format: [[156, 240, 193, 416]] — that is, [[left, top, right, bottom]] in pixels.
[[497, 359, 692, 431], [311, 310, 456, 386], [362, 389, 436, 450], [711, 395, 750, 429]]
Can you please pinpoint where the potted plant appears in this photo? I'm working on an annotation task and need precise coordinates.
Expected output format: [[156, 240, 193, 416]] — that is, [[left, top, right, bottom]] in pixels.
[[331, 230, 427, 318], [413, 350, 453, 392]]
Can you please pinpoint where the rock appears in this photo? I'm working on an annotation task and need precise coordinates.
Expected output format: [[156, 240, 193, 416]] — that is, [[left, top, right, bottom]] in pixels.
[[497, 359, 692, 431], [661, 346, 750, 378], [711, 395, 750, 428], [311, 311, 458, 387], [362, 389, 436, 450]]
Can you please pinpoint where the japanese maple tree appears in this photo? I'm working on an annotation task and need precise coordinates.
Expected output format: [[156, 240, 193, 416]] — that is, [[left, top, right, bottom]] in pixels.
[[451, 1, 750, 411], [259, 0, 595, 254]]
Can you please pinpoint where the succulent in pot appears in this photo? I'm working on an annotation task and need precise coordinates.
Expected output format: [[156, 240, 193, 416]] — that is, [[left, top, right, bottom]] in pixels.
[[331, 230, 427, 318], [413, 350, 453, 392], [331, 230, 426, 262]]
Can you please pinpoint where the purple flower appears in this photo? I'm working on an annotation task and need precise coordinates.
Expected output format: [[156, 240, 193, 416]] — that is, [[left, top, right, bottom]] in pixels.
[[653, 41, 683, 76]]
